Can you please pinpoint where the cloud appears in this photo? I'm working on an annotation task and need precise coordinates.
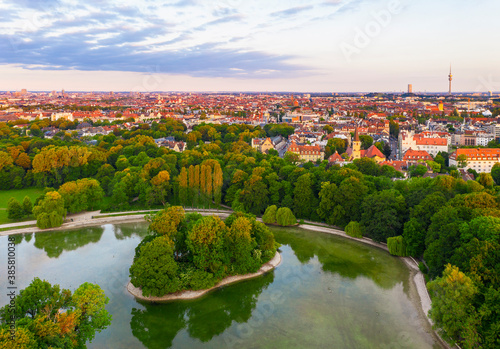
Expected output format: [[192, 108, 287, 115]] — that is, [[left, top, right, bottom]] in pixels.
[[0, 0, 311, 79], [270, 5, 314, 18], [194, 14, 244, 31], [5, 0, 61, 10], [0, 29, 308, 78]]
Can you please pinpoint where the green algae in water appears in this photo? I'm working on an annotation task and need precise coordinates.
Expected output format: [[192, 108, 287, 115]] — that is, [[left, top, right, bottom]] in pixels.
[[0, 223, 442, 348]]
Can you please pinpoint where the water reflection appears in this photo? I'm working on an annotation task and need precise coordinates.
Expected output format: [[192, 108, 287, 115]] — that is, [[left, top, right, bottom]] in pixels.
[[271, 227, 401, 290], [33, 226, 104, 258], [130, 272, 274, 348], [113, 223, 150, 240]]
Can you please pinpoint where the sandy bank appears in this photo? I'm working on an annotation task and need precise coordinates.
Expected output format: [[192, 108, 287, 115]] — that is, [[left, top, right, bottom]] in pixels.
[[127, 251, 281, 302]]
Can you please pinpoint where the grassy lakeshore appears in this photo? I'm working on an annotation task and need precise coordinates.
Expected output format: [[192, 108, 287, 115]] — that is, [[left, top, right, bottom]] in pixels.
[[0, 188, 44, 224]]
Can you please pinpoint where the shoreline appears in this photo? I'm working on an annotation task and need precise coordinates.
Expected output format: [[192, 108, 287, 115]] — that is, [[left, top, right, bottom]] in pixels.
[[1, 211, 450, 347], [127, 251, 282, 302], [0, 209, 234, 236], [297, 223, 452, 349]]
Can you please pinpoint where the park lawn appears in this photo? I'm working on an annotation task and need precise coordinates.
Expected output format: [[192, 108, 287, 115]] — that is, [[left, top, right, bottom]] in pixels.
[[0, 188, 44, 224]]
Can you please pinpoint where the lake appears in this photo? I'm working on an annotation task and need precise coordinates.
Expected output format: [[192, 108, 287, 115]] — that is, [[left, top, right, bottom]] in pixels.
[[0, 222, 442, 348]]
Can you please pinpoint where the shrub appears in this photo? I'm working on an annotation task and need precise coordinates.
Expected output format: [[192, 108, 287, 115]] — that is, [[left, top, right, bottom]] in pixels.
[[387, 235, 409, 257], [345, 221, 363, 238], [262, 205, 277, 224], [276, 207, 296, 226], [7, 197, 24, 220]]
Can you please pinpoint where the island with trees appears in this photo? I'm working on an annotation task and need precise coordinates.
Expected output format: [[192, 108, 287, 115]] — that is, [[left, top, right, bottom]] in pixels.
[[127, 207, 280, 300]]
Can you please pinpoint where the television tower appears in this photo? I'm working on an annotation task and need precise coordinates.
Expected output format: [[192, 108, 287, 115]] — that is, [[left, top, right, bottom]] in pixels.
[[448, 64, 452, 95]]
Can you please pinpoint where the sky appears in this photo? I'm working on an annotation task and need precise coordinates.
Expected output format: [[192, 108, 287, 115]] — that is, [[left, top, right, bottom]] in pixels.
[[0, 0, 499, 92]]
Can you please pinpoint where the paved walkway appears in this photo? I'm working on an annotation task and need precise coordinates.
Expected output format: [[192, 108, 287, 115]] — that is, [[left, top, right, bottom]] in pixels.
[[0, 209, 234, 236]]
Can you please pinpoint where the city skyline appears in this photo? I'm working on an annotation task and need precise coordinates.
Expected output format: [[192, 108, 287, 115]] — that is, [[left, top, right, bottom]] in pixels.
[[1, 0, 499, 92]]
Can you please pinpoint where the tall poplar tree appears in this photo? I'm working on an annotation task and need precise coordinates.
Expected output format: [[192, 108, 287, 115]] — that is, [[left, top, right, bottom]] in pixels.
[[213, 162, 223, 210], [188, 165, 195, 208], [178, 167, 188, 207], [194, 165, 200, 208], [205, 165, 213, 209], [200, 165, 207, 208]]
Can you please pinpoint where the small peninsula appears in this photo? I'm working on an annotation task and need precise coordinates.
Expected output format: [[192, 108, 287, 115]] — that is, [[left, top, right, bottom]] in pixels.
[[128, 207, 280, 300]]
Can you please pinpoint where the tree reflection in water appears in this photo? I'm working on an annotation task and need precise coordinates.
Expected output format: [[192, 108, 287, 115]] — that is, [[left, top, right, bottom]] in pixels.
[[33, 226, 104, 258], [130, 272, 274, 348], [271, 226, 402, 290]]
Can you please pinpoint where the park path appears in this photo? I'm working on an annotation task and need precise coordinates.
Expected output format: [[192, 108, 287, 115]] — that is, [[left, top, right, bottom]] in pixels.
[[0, 208, 233, 236]]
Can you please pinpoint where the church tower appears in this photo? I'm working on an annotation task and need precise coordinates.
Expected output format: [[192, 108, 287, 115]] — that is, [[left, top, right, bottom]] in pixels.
[[352, 127, 361, 159]]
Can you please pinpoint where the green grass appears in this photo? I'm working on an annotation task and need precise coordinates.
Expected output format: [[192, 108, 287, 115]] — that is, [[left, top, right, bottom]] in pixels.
[[95, 211, 161, 218], [0, 188, 44, 224], [0, 224, 37, 232]]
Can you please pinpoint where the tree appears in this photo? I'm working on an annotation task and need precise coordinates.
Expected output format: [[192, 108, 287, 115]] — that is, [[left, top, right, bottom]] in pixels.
[[150, 170, 170, 205], [187, 216, 227, 277], [409, 164, 427, 177], [213, 162, 223, 209], [58, 178, 105, 213], [353, 157, 380, 176], [239, 174, 269, 215], [477, 172, 494, 188], [276, 207, 296, 226], [382, 142, 391, 158], [491, 162, 500, 185], [293, 173, 317, 219], [33, 191, 66, 229], [262, 205, 277, 224], [457, 154, 468, 168], [0, 151, 13, 171], [345, 221, 362, 238], [360, 189, 406, 242], [427, 264, 479, 348], [72, 282, 113, 347], [7, 197, 24, 219], [129, 236, 180, 297], [22, 196, 33, 216], [317, 182, 338, 225], [225, 217, 257, 273], [284, 151, 300, 165], [389, 120, 399, 138], [178, 167, 188, 206], [359, 135, 373, 150], [387, 235, 408, 256], [149, 206, 186, 253], [0, 278, 110, 348], [330, 176, 369, 227]]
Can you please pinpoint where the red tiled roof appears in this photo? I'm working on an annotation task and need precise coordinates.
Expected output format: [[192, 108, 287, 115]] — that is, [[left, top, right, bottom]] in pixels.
[[361, 144, 385, 159], [403, 149, 433, 161], [328, 151, 344, 163]]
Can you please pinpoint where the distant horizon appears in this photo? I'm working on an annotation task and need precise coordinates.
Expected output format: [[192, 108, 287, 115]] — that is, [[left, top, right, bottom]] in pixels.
[[1, 0, 499, 92], [1, 90, 498, 95]]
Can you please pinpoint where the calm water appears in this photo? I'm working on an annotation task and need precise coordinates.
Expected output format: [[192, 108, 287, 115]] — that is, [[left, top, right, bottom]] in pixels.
[[0, 223, 442, 349]]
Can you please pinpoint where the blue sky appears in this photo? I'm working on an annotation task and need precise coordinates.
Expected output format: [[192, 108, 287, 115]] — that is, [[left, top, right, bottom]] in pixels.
[[0, 0, 498, 92]]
